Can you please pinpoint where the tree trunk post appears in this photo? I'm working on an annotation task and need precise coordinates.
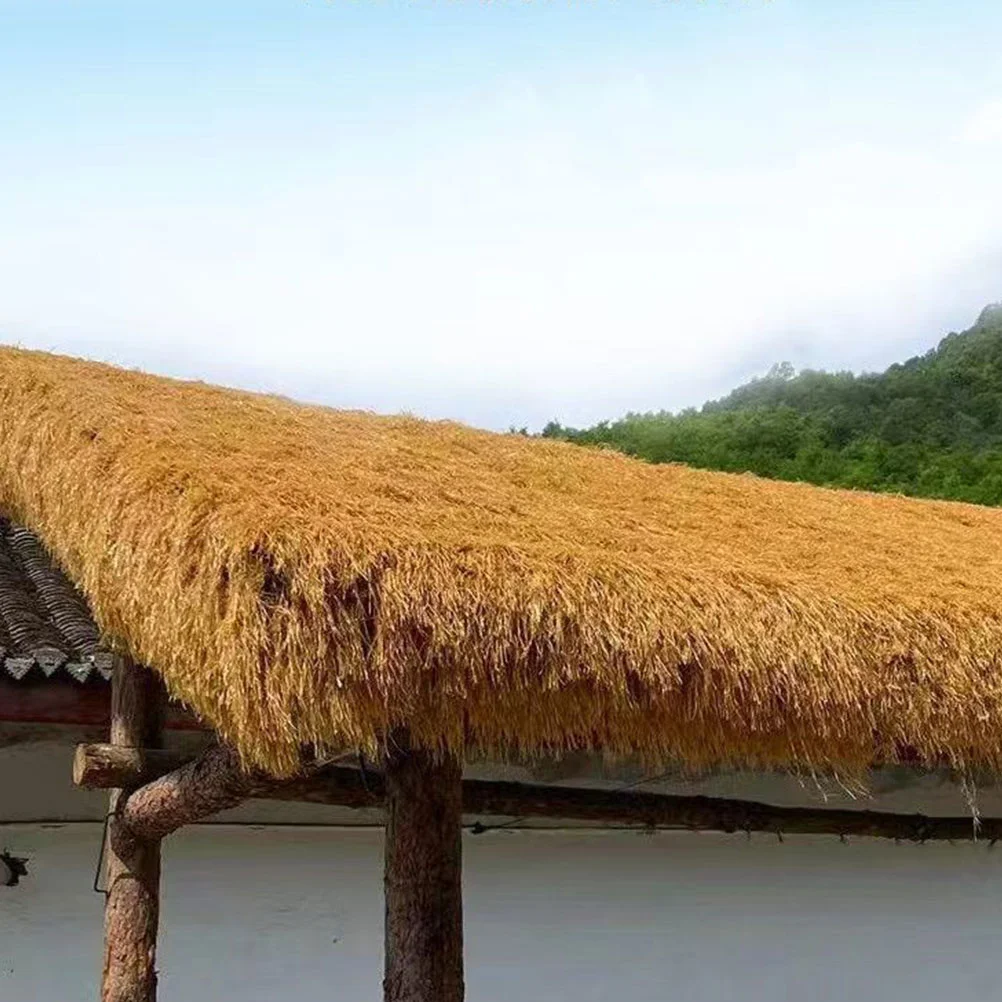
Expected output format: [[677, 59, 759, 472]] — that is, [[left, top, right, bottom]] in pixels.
[[383, 731, 465, 1002], [101, 658, 167, 1002]]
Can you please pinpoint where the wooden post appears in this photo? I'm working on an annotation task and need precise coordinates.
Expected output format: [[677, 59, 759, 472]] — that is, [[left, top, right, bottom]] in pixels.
[[383, 732, 465, 1002], [101, 659, 166, 1002]]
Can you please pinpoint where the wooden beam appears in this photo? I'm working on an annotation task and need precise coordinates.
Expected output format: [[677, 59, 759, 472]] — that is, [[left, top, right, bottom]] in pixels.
[[76, 741, 994, 843], [0, 675, 200, 729], [75, 744, 201, 790], [0, 677, 114, 726], [75, 743, 356, 799], [102, 661, 167, 1002], [383, 731, 464, 1002]]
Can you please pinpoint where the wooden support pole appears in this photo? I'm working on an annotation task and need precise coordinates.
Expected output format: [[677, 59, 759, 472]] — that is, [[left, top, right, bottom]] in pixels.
[[383, 733, 465, 1002], [77, 741, 994, 844], [101, 660, 166, 1002]]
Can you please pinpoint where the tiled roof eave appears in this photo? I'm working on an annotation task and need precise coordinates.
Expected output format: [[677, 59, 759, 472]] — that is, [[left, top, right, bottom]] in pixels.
[[0, 519, 113, 684]]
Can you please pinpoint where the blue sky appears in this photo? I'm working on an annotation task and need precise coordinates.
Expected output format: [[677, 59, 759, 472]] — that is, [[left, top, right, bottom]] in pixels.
[[2, 0, 1002, 428]]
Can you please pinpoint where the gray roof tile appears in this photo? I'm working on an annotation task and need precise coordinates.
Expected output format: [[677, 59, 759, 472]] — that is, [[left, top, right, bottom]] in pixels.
[[0, 519, 112, 683]]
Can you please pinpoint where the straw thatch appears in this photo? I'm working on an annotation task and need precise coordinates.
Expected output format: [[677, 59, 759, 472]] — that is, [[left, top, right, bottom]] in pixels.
[[3, 346, 1002, 777]]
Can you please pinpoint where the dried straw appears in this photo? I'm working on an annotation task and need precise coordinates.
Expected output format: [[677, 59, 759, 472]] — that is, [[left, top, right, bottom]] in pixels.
[[3, 346, 1002, 777]]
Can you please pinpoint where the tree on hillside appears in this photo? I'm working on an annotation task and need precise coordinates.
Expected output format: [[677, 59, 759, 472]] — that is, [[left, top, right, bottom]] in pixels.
[[541, 308, 1002, 505]]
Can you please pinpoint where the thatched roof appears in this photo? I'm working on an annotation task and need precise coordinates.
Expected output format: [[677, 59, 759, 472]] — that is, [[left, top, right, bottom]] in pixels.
[[3, 346, 1002, 778]]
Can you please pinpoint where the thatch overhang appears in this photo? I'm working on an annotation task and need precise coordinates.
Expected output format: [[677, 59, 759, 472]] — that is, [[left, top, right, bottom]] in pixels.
[[3, 346, 1002, 779]]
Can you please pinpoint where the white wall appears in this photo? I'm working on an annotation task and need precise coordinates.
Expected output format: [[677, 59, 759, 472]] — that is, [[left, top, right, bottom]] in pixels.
[[2, 824, 1001, 1002]]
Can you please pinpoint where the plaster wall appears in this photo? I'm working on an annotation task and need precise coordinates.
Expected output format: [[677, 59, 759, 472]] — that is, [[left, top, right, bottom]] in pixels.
[[1, 823, 999, 1002]]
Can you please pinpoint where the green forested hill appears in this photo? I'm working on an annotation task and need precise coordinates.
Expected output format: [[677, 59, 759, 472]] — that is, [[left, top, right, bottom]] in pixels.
[[542, 305, 1002, 505]]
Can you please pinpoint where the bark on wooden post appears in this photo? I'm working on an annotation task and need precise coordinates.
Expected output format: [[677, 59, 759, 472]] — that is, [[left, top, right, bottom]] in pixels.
[[383, 731, 465, 1002], [102, 658, 167, 1002]]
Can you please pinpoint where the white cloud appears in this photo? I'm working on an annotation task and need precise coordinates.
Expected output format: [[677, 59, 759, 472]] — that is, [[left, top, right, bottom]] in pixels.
[[2, 73, 1002, 430]]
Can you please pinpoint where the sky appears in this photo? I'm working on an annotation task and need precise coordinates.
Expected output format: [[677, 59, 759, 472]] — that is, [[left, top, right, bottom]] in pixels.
[[1, 0, 1001, 430]]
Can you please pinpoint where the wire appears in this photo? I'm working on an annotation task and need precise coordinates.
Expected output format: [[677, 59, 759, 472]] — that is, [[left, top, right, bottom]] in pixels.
[[92, 811, 115, 895]]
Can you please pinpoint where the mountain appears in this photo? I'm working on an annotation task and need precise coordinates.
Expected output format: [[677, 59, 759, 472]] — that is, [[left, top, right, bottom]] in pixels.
[[541, 305, 1002, 505]]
